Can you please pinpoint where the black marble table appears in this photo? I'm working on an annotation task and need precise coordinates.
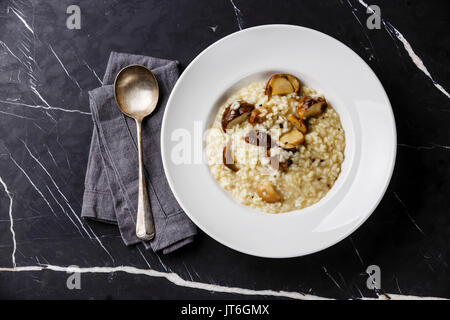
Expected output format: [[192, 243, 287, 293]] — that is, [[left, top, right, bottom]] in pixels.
[[0, 0, 448, 300]]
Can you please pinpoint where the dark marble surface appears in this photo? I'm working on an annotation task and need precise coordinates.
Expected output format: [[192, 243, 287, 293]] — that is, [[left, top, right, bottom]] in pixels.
[[0, 0, 449, 300]]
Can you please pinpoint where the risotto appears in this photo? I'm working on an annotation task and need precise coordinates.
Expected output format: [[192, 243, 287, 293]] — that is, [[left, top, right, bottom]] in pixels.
[[206, 74, 345, 213]]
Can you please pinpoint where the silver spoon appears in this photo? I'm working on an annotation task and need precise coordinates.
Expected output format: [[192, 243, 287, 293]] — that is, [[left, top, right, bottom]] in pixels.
[[114, 64, 159, 241]]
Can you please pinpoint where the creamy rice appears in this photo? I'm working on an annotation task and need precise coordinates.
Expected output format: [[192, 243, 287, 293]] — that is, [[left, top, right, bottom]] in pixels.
[[206, 81, 345, 213]]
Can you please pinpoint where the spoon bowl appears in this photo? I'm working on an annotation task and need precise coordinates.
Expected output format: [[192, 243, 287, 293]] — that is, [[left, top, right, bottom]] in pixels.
[[115, 65, 159, 120], [114, 64, 159, 241]]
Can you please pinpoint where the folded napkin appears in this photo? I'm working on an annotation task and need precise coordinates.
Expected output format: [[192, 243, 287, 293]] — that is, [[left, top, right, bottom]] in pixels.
[[81, 52, 197, 254]]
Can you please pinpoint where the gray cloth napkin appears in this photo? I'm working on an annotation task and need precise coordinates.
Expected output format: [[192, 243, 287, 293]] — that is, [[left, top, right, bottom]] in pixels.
[[81, 52, 197, 254]]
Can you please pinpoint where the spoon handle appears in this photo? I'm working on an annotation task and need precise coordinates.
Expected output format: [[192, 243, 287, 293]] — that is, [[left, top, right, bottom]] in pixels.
[[135, 119, 155, 241]]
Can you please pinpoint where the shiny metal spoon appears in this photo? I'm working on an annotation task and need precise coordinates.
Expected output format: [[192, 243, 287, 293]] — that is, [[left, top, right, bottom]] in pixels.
[[114, 65, 159, 241]]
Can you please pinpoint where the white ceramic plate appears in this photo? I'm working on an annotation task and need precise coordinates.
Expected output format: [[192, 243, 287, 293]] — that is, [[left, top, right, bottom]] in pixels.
[[161, 25, 396, 258]]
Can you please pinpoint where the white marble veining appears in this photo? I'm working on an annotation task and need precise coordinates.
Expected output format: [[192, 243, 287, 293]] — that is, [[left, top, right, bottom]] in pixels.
[[81, 59, 103, 85], [0, 109, 38, 120], [20, 140, 116, 263], [0, 98, 91, 115], [9, 152, 58, 217], [0, 175, 16, 268], [393, 191, 425, 235], [398, 143, 450, 151], [208, 25, 218, 33], [1, 41, 23, 63], [358, 0, 450, 99], [0, 264, 447, 300], [8, 6, 34, 34], [49, 44, 82, 91], [345, 0, 377, 61], [229, 0, 244, 30]]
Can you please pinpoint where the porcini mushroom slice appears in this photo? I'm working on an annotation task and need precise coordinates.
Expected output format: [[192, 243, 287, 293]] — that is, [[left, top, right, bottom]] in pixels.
[[244, 130, 272, 149], [297, 96, 327, 119], [221, 101, 255, 131], [285, 74, 300, 93], [248, 109, 264, 125], [269, 155, 292, 172], [279, 128, 305, 150], [278, 159, 292, 172], [257, 180, 283, 203], [222, 140, 238, 172], [287, 114, 307, 134], [265, 74, 301, 100]]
